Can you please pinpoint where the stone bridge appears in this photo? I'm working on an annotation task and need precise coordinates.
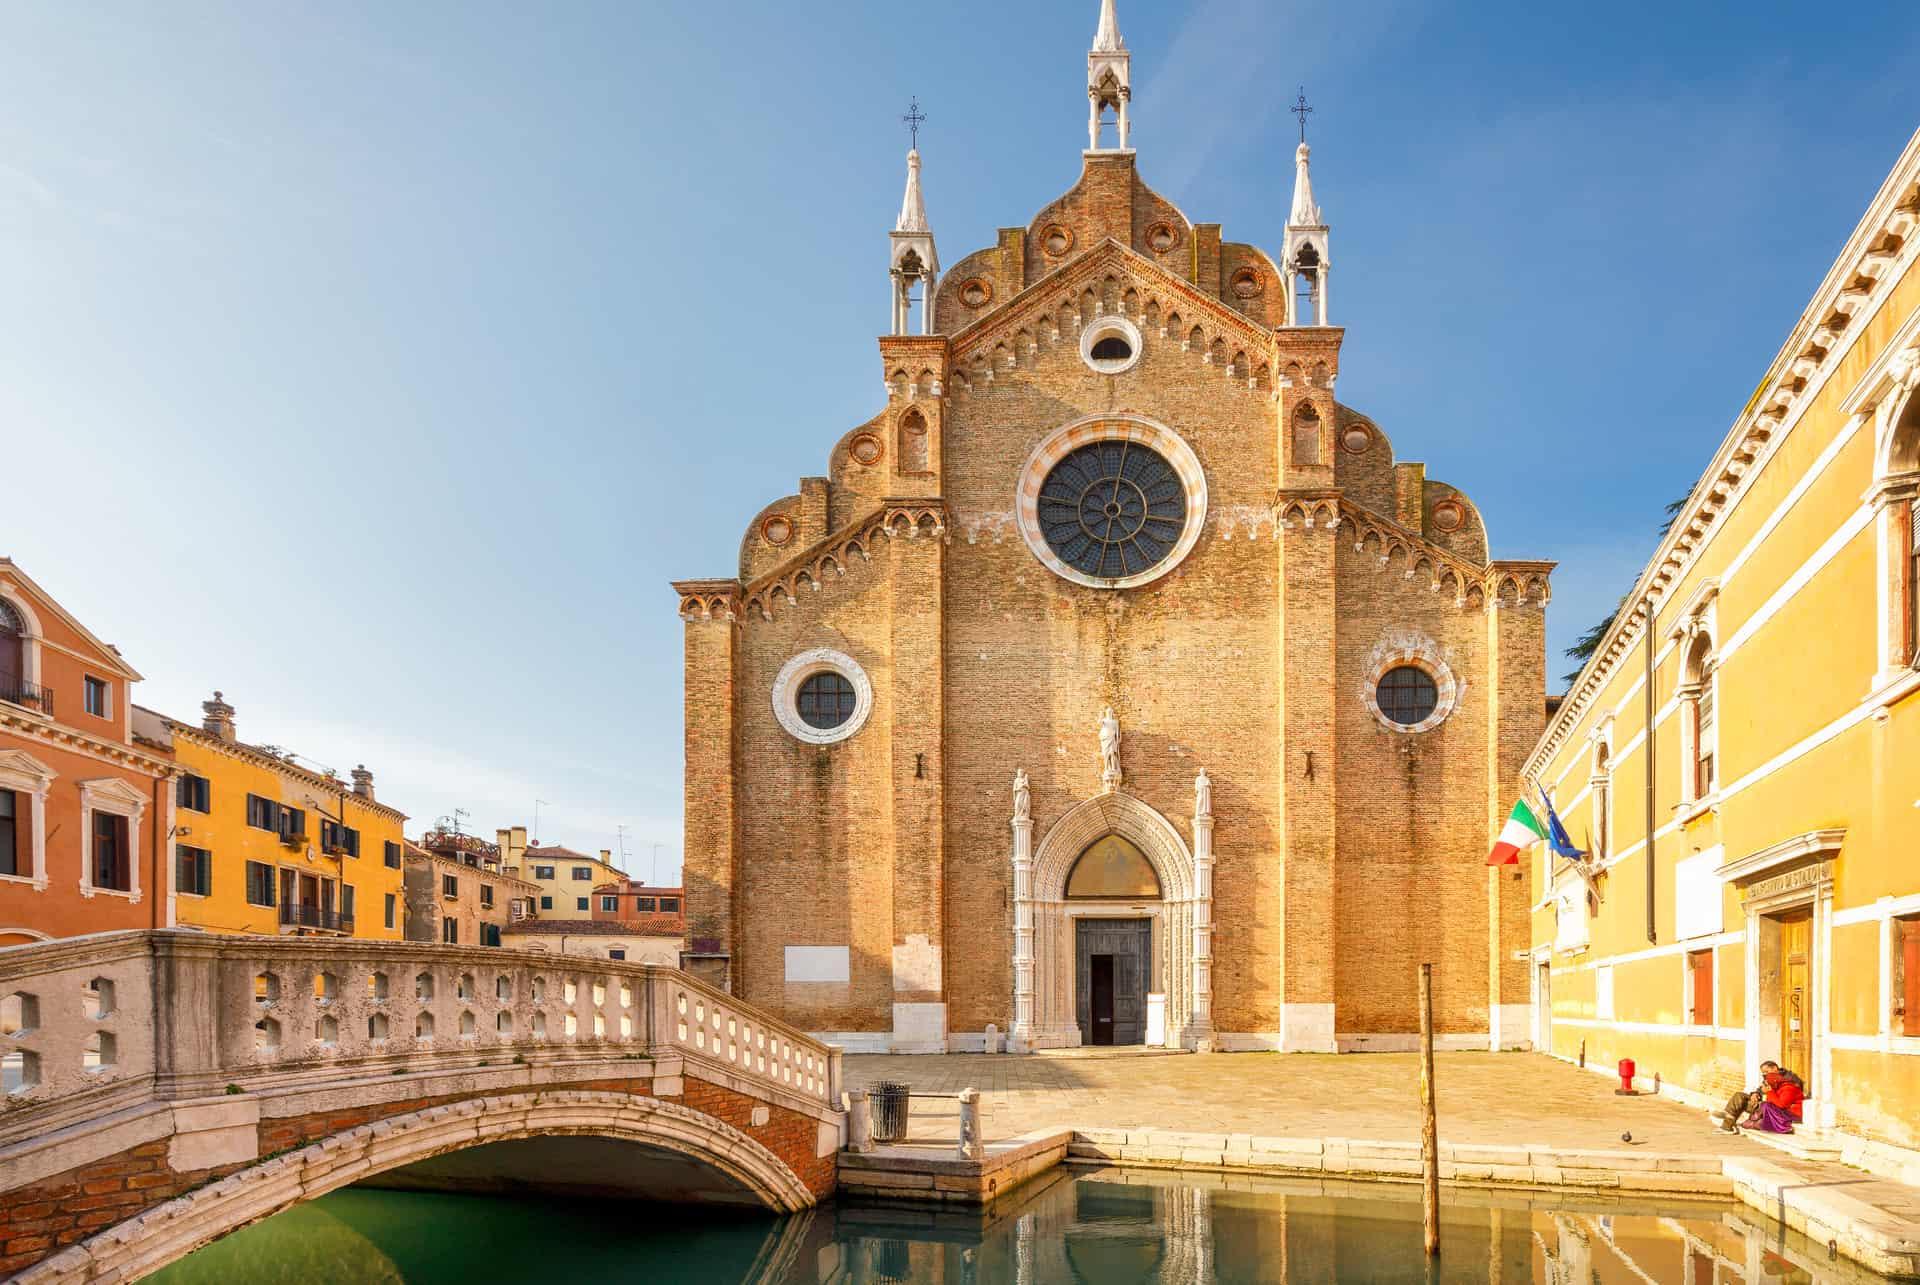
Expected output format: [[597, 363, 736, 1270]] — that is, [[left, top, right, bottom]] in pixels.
[[0, 932, 845, 1282]]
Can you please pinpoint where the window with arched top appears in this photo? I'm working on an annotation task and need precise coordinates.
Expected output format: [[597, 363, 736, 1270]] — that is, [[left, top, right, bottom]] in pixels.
[[0, 598, 23, 699], [1291, 404, 1320, 466], [1681, 631, 1717, 801], [1064, 835, 1161, 900], [897, 407, 930, 474], [1590, 741, 1610, 859]]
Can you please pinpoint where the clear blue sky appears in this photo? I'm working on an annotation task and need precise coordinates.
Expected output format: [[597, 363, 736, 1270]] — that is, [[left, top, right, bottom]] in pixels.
[[5, 1, 1916, 873]]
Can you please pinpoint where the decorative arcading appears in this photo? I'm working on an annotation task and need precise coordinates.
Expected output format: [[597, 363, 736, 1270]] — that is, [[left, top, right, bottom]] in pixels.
[[943, 240, 1283, 399], [1529, 164, 1920, 774], [676, 502, 948, 627], [1274, 494, 1552, 610]]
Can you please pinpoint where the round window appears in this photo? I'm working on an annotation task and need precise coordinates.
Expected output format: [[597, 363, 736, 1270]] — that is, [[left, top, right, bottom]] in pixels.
[[1037, 440, 1188, 580], [772, 649, 873, 745], [796, 671, 855, 730], [1080, 317, 1144, 375], [1375, 666, 1439, 727]]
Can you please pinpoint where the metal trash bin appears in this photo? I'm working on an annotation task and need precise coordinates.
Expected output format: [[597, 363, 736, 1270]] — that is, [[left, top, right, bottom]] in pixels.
[[871, 1080, 911, 1143]]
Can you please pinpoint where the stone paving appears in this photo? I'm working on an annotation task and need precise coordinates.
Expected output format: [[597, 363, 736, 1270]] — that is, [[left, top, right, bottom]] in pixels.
[[845, 1049, 1775, 1154]]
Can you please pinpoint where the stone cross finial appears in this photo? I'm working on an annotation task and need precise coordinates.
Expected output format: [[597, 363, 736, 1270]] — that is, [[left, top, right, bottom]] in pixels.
[[1099, 706, 1122, 790]]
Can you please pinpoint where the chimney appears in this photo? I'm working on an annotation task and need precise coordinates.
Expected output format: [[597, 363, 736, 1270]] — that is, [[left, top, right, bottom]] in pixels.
[[201, 691, 236, 742], [350, 764, 374, 800], [599, 849, 612, 864]]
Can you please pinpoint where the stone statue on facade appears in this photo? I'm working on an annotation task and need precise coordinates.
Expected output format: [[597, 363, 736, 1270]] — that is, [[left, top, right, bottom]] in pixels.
[[1099, 705, 1122, 790], [1194, 767, 1211, 820], [1012, 768, 1030, 822]]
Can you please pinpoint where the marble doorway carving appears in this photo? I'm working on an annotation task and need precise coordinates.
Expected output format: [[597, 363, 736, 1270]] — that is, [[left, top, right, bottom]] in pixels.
[[1010, 788, 1212, 1051]]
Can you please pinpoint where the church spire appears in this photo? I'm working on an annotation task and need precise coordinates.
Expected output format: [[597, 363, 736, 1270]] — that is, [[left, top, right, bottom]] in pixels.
[[1086, 0, 1132, 151], [1288, 142, 1321, 228], [1283, 90, 1330, 326], [896, 147, 928, 234], [889, 142, 938, 336]]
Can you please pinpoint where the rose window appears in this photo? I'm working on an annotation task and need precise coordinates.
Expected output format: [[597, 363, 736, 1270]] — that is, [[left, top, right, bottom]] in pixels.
[[1036, 441, 1188, 580]]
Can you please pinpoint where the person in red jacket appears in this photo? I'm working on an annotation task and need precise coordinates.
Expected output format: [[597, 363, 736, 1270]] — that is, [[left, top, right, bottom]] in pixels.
[[1742, 1062, 1805, 1134], [1715, 1061, 1806, 1133]]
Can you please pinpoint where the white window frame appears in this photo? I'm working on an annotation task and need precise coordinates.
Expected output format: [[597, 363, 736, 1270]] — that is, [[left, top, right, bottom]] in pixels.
[[772, 649, 875, 746], [0, 585, 46, 702], [0, 749, 55, 891], [1868, 355, 1920, 688], [1670, 581, 1720, 819], [78, 776, 147, 902]]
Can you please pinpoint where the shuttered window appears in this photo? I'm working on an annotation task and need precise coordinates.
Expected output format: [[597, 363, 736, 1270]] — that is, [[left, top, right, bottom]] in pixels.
[[176, 774, 211, 812], [1899, 916, 1920, 1039], [1687, 949, 1714, 1027], [245, 861, 276, 907], [175, 845, 212, 897]]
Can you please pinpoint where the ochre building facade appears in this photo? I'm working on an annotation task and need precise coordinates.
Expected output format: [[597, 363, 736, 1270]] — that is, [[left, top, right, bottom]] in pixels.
[[1528, 129, 1920, 1154], [674, 6, 1551, 1053]]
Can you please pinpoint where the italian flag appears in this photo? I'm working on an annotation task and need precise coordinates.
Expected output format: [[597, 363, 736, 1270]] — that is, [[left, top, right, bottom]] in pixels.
[[1487, 798, 1547, 866]]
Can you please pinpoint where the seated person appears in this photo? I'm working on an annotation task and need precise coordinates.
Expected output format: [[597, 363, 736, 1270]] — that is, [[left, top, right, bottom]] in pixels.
[[1714, 1062, 1804, 1133]]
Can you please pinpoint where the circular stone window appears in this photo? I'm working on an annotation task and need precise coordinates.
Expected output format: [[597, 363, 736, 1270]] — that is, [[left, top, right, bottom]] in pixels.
[[1231, 267, 1263, 298], [1041, 223, 1075, 257], [1080, 317, 1143, 375], [1341, 425, 1373, 454], [1016, 413, 1207, 590], [849, 433, 883, 466], [1430, 500, 1465, 532], [761, 514, 794, 546], [959, 278, 993, 308], [1145, 222, 1180, 253], [773, 650, 873, 745], [1365, 649, 1458, 734]]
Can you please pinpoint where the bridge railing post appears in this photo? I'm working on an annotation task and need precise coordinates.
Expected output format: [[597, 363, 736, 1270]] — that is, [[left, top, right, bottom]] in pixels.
[[827, 1045, 845, 1109]]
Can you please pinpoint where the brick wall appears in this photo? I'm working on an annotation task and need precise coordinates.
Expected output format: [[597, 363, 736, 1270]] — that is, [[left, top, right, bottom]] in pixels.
[[690, 151, 1549, 1044]]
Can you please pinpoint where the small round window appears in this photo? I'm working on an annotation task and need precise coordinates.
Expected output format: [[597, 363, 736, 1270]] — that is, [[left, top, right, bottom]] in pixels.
[[773, 649, 873, 745], [1080, 317, 1143, 375], [796, 671, 856, 730], [1376, 666, 1438, 726]]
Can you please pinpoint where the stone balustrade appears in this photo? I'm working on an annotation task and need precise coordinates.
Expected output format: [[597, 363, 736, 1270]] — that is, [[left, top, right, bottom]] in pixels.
[[0, 930, 840, 1155]]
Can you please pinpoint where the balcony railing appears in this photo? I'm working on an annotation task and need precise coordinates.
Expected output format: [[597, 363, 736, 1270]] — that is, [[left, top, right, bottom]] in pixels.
[[0, 676, 53, 716], [279, 904, 352, 933]]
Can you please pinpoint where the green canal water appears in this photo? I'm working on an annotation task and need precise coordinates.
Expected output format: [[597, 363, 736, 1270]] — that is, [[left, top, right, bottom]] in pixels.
[[151, 1168, 1855, 1283]]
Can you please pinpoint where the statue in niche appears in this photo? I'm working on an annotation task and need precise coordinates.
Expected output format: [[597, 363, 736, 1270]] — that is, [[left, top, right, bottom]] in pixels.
[[1194, 768, 1211, 819], [1099, 706, 1122, 790], [1012, 768, 1030, 822]]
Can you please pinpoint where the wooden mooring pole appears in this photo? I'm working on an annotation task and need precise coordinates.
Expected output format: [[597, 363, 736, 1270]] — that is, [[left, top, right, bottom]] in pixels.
[[1419, 961, 1439, 1257]]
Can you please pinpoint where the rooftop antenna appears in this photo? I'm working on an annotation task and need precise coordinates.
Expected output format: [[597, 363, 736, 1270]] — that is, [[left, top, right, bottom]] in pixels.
[[439, 808, 470, 838], [533, 798, 549, 846], [651, 842, 665, 886], [616, 824, 632, 871]]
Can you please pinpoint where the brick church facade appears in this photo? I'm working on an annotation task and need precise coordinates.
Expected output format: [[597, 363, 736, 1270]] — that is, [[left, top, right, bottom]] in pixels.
[[673, 1, 1552, 1053]]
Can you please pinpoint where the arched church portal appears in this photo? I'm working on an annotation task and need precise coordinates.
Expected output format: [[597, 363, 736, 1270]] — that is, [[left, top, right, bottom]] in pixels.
[[1011, 791, 1212, 1050]]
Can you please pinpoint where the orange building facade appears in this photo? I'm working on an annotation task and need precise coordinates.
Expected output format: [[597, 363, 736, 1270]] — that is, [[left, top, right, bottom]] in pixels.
[[0, 560, 176, 945]]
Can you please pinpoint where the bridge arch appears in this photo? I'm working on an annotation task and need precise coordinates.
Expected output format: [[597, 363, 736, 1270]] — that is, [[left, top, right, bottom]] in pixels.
[[22, 1091, 814, 1284]]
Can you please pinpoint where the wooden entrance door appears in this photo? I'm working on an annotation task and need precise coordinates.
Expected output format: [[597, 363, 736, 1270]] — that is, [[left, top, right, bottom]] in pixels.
[[1780, 910, 1812, 1091], [1076, 919, 1149, 1046]]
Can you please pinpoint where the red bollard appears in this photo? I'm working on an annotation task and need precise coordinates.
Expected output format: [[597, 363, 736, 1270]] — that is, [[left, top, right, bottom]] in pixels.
[[1615, 1057, 1638, 1095]]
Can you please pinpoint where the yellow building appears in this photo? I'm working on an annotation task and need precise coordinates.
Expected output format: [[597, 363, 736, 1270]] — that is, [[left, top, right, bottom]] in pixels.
[[498, 829, 628, 921], [1525, 129, 1920, 1155], [142, 693, 407, 941]]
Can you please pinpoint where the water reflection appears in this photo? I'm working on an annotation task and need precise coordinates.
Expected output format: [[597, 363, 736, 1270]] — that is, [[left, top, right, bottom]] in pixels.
[[154, 1165, 1878, 1283]]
